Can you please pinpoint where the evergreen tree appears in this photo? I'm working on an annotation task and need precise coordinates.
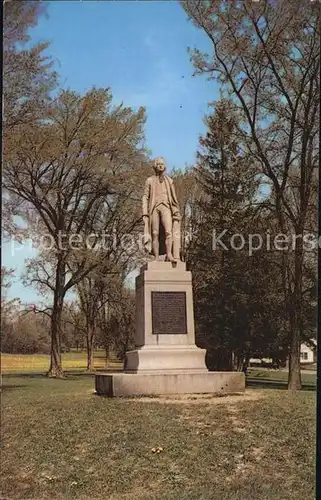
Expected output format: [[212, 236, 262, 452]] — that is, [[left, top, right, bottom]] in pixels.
[[188, 101, 285, 369]]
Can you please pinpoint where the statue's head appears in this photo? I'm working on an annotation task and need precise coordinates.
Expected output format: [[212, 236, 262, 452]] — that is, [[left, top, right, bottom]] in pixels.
[[152, 157, 166, 175]]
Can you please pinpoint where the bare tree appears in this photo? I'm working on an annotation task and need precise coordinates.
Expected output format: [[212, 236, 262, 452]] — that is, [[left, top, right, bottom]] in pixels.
[[3, 0, 57, 239], [4, 88, 147, 377], [76, 269, 120, 371], [171, 167, 201, 261], [182, 0, 319, 389]]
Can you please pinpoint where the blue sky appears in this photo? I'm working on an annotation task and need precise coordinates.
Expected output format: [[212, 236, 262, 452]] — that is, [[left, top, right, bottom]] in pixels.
[[3, 0, 217, 302]]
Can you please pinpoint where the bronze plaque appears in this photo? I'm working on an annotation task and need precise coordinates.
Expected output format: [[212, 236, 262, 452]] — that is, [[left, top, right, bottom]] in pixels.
[[151, 291, 187, 335]]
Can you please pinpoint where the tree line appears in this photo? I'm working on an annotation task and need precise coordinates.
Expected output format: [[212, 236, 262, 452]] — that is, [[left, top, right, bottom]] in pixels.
[[2, 0, 318, 390], [1, 267, 135, 364]]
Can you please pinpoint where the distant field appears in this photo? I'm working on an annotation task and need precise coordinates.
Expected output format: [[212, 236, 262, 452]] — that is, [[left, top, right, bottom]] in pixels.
[[247, 368, 316, 389], [1, 351, 123, 374], [300, 363, 317, 371], [1, 354, 317, 388]]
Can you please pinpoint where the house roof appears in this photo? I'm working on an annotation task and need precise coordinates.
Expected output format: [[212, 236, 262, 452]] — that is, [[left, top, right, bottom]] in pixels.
[[302, 339, 317, 350]]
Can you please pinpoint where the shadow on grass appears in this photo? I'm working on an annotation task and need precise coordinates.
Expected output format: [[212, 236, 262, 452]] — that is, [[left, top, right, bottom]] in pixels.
[[1, 384, 28, 391], [246, 378, 316, 391], [3, 372, 48, 379], [2, 371, 96, 380], [2, 369, 122, 381]]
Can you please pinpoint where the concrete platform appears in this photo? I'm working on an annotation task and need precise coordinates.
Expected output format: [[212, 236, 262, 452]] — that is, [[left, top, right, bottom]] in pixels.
[[95, 371, 245, 397], [125, 345, 207, 372]]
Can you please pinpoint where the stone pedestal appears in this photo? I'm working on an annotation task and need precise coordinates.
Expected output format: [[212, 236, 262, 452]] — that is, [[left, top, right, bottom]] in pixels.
[[95, 261, 245, 396], [126, 260, 207, 373]]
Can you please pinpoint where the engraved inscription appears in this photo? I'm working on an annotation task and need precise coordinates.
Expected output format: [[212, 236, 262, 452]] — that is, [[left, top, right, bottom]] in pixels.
[[152, 291, 187, 334]]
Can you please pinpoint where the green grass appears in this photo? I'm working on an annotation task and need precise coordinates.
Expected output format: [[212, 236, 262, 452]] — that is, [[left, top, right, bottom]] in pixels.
[[1, 373, 316, 500], [1, 351, 123, 374], [247, 368, 316, 389], [301, 363, 317, 371]]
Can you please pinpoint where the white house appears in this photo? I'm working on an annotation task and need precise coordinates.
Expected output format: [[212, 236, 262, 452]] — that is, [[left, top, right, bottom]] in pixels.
[[249, 340, 317, 367], [300, 341, 317, 364]]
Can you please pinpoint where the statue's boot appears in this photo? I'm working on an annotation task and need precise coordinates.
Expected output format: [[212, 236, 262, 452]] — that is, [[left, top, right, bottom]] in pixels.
[[152, 238, 159, 261], [166, 253, 177, 262], [165, 236, 176, 262]]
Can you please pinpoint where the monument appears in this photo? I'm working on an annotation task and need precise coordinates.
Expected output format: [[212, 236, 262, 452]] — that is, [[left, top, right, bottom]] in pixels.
[[95, 157, 245, 396], [142, 156, 181, 262]]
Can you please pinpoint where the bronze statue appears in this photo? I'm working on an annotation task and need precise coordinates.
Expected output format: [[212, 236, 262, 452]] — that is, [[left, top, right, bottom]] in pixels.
[[142, 157, 181, 262]]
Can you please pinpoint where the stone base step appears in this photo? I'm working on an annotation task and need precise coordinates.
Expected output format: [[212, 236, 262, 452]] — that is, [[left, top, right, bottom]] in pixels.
[[95, 371, 245, 397]]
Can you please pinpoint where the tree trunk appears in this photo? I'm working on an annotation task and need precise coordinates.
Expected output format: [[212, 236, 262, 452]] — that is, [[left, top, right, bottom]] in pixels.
[[48, 256, 66, 378], [288, 236, 303, 390], [276, 207, 302, 390], [244, 353, 250, 370], [105, 342, 111, 367], [233, 352, 244, 371], [86, 323, 95, 371]]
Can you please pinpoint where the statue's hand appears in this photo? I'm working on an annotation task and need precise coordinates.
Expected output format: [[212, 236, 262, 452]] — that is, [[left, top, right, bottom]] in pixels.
[[173, 212, 180, 222], [143, 233, 151, 244], [142, 215, 149, 223]]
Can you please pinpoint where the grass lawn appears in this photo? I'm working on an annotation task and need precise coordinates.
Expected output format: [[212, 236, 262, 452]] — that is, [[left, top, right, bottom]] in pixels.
[[1, 370, 316, 500], [247, 368, 316, 389], [1, 351, 123, 374]]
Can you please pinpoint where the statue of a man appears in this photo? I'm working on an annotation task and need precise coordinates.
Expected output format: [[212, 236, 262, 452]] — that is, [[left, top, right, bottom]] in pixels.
[[142, 157, 181, 262]]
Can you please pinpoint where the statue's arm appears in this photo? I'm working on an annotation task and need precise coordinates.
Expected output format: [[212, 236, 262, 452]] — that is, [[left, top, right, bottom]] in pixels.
[[169, 179, 180, 219], [142, 178, 150, 218]]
